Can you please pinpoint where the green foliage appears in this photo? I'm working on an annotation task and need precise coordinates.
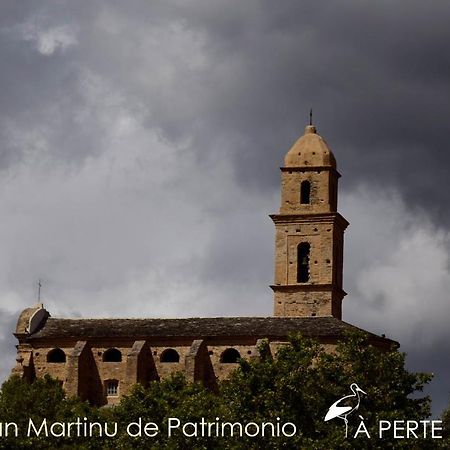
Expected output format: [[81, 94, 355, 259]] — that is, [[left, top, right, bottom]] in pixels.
[[221, 332, 434, 449], [112, 373, 224, 449], [0, 375, 104, 450], [0, 374, 65, 426], [0, 333, 436, 449], [442, 402, 450, 441]]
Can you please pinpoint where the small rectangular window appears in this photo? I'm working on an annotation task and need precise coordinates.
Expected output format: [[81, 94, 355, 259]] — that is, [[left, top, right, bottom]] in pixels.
[[106, 380, 119, 396]]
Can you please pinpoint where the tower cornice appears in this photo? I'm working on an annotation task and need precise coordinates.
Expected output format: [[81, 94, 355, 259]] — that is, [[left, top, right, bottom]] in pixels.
[[280, 166, 341, 178], [270, 212, 349, 229], [270, 284, 347, 297]]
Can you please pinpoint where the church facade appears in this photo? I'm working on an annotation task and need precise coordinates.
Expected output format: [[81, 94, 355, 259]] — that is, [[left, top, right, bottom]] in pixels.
[[12, 125, 395, 406]]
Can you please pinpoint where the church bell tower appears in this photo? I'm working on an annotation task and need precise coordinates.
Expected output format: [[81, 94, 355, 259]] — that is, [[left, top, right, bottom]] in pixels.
[[270, 124, 348, 319]]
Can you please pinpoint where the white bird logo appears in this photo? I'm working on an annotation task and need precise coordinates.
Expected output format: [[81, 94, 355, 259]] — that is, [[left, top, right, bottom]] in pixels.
[[324, 383, 367, 438]]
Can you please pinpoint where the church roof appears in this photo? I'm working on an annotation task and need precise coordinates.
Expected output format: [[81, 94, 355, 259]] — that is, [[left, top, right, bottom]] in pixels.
[[284, 125, 337, 168], [26, 315, 396, 347]]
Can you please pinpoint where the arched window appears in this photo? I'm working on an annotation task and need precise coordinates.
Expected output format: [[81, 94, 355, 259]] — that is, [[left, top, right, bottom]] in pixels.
[[103, 348, 122, 362], [47, 348, 66, 363], [160, 348, 180, 363], [220, 348, 241, 363], [105, 379, 119, 396], [297, 242, 310, 283], [300, 181, 311, 204]]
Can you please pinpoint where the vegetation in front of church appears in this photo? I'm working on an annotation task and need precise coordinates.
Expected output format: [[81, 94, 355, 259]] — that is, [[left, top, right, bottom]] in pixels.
[[0, 332, 443, 449]]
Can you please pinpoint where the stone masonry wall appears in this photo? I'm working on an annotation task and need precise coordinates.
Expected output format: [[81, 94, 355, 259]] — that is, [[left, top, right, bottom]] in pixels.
[[17, 338, 270, 406]]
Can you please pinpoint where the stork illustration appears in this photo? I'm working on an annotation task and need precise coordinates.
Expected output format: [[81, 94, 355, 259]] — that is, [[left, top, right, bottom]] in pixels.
[[324, 383, 367, 438]]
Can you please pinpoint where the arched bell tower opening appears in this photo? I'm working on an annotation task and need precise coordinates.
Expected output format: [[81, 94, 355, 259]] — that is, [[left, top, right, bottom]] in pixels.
[[270, 124, 348, 319], [297, 243, 310, 283], [300, 181, 311, 204]]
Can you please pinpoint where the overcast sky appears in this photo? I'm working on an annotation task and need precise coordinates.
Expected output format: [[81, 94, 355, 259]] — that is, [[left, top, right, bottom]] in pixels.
[[1, 0, 449, 415]]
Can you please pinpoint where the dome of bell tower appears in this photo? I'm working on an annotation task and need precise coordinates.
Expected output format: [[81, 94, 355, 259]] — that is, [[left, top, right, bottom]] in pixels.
[[284, 125, 336, 168]]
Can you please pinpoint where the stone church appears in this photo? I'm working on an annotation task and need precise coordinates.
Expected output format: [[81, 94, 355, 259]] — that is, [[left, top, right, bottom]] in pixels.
[[12, 124, 395, 406]]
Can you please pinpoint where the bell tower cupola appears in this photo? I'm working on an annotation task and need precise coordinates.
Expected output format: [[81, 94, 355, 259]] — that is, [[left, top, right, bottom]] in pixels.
[[270, 124, 348, 319]]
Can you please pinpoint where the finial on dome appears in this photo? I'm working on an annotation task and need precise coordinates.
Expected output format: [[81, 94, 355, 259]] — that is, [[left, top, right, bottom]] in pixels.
[[305, 108, 316, 134]]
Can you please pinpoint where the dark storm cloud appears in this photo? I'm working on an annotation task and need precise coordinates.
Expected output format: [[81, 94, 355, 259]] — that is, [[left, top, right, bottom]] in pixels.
[[0, 0, 449, 416], [104, 1, 450, 202], [2, 0, 450, 218], [0, 4, 102, 168], [160, 0, 441, 223], [195, 0, 450, 218], [407, 342, 450, 417]]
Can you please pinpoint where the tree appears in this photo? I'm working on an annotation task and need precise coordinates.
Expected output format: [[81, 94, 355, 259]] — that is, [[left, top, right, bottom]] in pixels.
[[441, 401, 450, 442], [112, 372, 224, 449], [220, 331, 434, 449], [0, 375, 103, 450]]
